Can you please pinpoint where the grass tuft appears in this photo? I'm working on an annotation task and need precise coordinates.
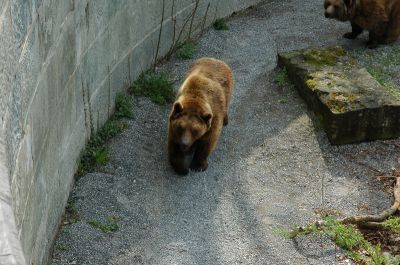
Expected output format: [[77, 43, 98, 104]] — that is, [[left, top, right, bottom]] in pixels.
[[130, 71, 174, 105], [176, 41, 197, 60], [76, 121, 125, 177], [213, 18, 229, 30], [275, 68, 290, 87], [115, 92, 133, 118], [88, 216, 120, 233], [382, 217, 400, 233], [274, 216, 395, 264], [65, 196, 79, 224]]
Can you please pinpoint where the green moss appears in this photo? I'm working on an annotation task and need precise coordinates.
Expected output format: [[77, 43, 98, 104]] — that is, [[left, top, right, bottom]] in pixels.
[[305, 78, 317, 90], [130, 71, 174, 105], [324, 92, 360, 113], [303, 46, 346, 67]]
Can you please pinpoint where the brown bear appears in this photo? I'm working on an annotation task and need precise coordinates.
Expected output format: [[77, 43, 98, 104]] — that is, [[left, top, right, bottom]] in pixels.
[[324, 0, 400, 48], [167, 58, 234, 175]]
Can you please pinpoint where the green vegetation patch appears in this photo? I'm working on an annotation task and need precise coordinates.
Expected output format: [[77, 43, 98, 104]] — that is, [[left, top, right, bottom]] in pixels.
[[367, 67, 400, 99], [383, 217, 400, 233], [303, 46, 346, 67], [176, 41, 197, 60], [213, 18, 229, 30], [65, 196, 79, 224], [115, 92, 133, 118], [352, 45, 400, 99], [130, 71, 174, 105], [274, 216, 399, 264], [77, 93, 131, 178], [275, 68, 290, 87], [88, 216, 120, 233]]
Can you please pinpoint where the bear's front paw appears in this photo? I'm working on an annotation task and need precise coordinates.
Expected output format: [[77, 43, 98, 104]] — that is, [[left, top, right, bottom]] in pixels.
[[343, 32, 358, 39], [190, 160, 208, 172], [366, 40, 378, 49]]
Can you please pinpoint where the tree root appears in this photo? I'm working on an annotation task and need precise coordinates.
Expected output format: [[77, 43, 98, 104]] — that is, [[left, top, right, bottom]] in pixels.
[[290, 176, 399, 236], [341, 175, 399, 227]]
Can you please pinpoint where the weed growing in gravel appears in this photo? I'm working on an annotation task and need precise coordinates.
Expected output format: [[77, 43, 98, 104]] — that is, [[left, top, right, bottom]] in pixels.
[[76, 93, 131, 178], [274, 216, 394, 264], [55, 243, 68, 251], [352, 46, 400, 99], [213, 18, 229, 30], [275, 68, 290, 87], [130, 71, 174, 105], [65, 196, 79, 224], [88, 216, 120, 233], [115, 92, 133, 118], [383, 217, 400, 233], [176, 41, 197, 59], [367, 67, 400, 99]]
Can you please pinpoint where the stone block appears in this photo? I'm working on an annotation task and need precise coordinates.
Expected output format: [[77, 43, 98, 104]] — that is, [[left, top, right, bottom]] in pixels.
[[278, 46, 400, 144]]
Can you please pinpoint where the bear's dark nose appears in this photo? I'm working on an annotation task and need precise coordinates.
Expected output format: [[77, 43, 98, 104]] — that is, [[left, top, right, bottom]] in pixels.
[[179, 143, 190, 152], [325, 12, 331, 18]]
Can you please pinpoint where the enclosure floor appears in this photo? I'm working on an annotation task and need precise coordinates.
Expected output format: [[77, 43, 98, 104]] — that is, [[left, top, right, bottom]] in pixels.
[[51, 1, 400, 264]]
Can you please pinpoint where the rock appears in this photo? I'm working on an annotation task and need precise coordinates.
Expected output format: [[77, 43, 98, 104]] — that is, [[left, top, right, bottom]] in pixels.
[[278, 46, 400, 145]]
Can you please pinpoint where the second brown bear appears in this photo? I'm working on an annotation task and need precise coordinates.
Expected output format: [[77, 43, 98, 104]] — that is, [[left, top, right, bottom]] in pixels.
[[324, 0, 400, 48], [168, 58, 234, 175]]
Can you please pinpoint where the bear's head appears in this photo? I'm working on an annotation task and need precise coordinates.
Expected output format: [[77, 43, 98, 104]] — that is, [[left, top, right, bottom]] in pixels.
[[324, 0, 354, 21], [169, 99, 212, 152]]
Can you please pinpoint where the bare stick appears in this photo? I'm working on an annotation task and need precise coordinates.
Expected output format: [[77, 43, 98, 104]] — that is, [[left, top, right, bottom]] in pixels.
[[154, 0, 166, 68], [188, 0, 200, 40]]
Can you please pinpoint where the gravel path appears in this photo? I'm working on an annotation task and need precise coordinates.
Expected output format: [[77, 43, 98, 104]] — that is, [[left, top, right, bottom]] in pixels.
[[51, 1, 400, 264]]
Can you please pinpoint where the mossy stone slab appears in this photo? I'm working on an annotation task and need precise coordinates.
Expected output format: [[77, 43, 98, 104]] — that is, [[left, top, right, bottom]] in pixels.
[[278, 46, 400, 145]]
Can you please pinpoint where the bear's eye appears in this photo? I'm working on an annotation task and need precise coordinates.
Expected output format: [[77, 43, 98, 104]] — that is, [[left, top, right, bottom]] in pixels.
[[191, 129, 198, 137], [175, 126, 183, 134]]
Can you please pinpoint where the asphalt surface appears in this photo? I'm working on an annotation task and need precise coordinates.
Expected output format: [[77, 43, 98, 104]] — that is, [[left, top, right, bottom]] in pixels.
[[51, 1, 400, 264]]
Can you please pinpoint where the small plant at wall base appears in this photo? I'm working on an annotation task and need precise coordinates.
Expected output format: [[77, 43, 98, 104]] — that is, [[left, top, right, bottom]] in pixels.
[[130, 71, 174, 105], [76, 93, 132, 178], [64, 196, 79, 224], [115, 92, 133, 118], [176, 41, 198, 59], [213, 18, 229, 30]]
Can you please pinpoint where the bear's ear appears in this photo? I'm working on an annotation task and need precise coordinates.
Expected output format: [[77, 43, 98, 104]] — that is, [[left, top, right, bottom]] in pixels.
[[202, 113, 212, 127], [173, 102, 183, 114]]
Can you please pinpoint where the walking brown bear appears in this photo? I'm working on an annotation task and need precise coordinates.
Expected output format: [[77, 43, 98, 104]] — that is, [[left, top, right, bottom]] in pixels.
[[324, 0, 400, 48], [167, 58, 233, 175]]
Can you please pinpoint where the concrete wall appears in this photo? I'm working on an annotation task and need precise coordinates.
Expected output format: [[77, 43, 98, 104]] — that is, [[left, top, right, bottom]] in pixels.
[[0, 0, 261, 264]]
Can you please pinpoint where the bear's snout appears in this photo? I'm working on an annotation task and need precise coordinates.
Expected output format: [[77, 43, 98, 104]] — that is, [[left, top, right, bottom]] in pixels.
[[179, 142, 191, 152]]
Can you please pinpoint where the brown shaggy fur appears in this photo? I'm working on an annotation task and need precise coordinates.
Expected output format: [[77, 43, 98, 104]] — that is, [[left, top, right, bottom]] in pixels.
[[167, 58, 234, 175], [324, 0, 400, 48]]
